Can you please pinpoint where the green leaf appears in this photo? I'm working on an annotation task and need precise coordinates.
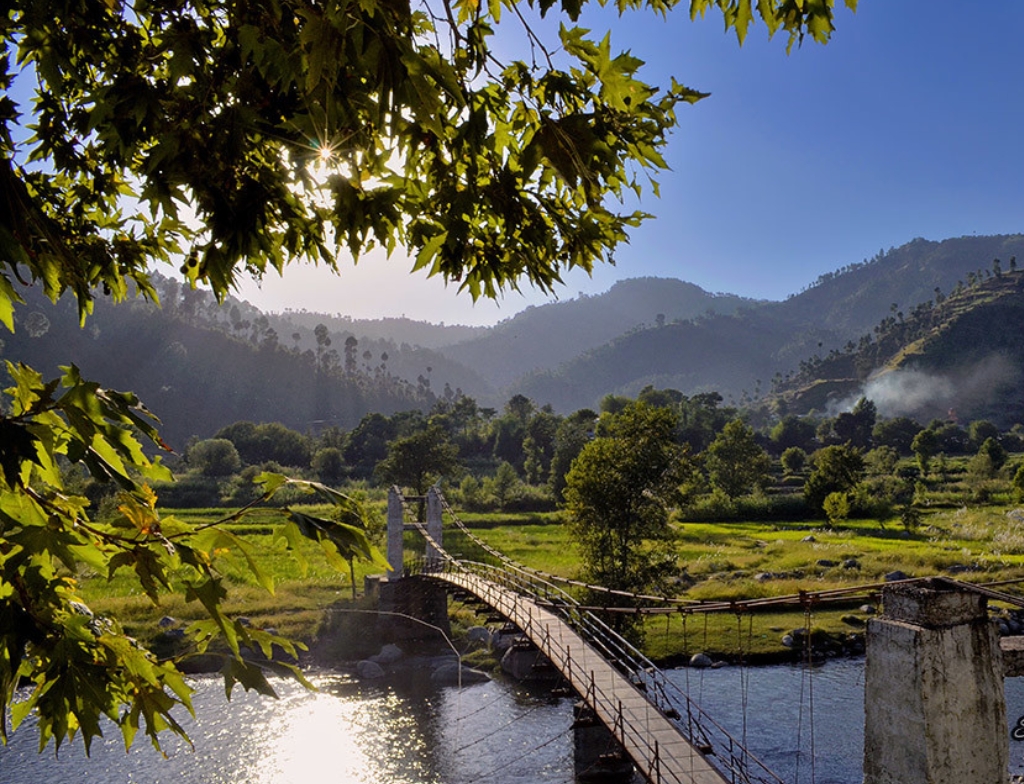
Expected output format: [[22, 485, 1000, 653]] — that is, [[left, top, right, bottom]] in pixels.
[[221, 657, 278, 700], [0, 272, 21, 332]]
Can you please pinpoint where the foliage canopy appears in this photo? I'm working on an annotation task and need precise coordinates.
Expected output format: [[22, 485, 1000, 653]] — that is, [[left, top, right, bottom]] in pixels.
[[563, 402, 688, 596], [1, 0, 853, 754]]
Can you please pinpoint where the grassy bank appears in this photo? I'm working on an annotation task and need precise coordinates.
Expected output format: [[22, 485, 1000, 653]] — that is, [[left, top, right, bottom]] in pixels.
[[78, 504, 1024, 663]]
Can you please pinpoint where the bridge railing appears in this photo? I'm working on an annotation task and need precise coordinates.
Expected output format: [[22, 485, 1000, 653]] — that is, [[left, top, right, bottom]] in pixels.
[[406, 554, 783, 784]]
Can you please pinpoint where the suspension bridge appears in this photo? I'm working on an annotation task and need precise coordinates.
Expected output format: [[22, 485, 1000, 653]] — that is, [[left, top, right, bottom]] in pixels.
[[386, 486, 784, 784], [380, 486, 1024, 784]]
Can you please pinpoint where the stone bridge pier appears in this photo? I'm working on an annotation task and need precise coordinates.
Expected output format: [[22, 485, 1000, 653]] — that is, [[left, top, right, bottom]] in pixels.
[[864, 578, 1008, 784], [375, 487, 449, 643]]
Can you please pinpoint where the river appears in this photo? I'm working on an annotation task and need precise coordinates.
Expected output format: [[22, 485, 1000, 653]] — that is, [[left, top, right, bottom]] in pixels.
[[3, 660, 1024, 783]]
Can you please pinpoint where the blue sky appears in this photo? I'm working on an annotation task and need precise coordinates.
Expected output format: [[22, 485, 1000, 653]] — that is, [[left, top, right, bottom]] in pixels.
[[237, 3, 1024, 322]]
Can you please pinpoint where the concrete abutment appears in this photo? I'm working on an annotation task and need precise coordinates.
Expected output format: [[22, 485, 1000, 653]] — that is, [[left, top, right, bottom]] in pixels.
[[864, 578, 1009, 784]]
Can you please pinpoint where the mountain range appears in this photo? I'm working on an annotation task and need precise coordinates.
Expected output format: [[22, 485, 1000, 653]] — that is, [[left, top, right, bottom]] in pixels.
[[4, 233, 1024, 445]]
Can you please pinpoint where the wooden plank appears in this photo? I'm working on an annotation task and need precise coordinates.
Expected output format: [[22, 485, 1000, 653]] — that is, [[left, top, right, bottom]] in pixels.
[[438, 570, 730, 784]]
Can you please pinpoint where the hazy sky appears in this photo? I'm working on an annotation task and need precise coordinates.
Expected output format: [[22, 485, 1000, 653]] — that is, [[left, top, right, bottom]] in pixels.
[[234, 2, 1024, 324]]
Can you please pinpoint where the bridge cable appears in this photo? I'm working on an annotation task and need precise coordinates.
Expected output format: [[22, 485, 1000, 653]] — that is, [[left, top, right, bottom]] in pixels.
[[449, 703, 548, 755], [436, 489, 1024, 616], [496, 724, 574, 778], [805, 601, 817, 784]]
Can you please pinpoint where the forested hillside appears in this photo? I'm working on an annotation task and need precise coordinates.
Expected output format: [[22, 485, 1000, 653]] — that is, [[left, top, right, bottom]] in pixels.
[[0, 277, 464, 448], [500, 235, 1024, 411], [6, 235, 1024, 446], [438, 277, 754, 387], [774, 266, 1024, 426]]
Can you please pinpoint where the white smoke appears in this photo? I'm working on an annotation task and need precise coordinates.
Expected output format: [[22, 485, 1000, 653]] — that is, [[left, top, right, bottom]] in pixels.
[[833, 354, 1019, 421]]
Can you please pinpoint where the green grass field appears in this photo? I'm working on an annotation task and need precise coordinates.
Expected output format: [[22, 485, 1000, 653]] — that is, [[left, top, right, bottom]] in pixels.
[[77, 503, 1024, 662]]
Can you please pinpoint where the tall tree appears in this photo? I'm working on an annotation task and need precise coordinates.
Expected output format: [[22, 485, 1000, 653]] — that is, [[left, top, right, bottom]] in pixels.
[[563, 402, 688, 637], [704, 419, 772, 499], [375, 424, 461, 497], [804, 445, 865, 518]]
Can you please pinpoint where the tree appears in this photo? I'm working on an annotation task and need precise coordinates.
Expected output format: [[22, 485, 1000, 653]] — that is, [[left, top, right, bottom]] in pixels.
[[804, 445, 865, 516], [2, 0, 852, 753], [912, 428, 940, 475], [1013, 464, 1024, 502], [311, 447, 346, 485], [487, 461, 523, 510], [975, 437, 1008, 474], [704, 419, 772, 499], [780, 446, 807, 475], [770, 415, 817, 454], [822, 491, 850, 529], [563, 402, 688, 637], [864, 445, 900, 477], [832, 397, 876, 450], [375, 424, 461, 497], [872, 416, 923, 455], [215, 421, 312, 467], [522, 410, 560, 485], [968, 420, 1001, 450], [189, 438, 243, 477], [548, 408, 597, 502]]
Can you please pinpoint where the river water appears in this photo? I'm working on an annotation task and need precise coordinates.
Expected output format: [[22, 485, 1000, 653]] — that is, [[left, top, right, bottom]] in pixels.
[[3, 660, 1024, 783]]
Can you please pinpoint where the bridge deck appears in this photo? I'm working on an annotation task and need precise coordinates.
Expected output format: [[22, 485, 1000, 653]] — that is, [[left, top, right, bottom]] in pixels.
[[438, 570, 728, 784]]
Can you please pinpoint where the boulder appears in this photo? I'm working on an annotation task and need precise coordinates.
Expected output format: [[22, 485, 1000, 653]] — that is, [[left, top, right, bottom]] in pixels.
[[357, 660, 385, 679], [431, 662, 491, 686], [490, 630, 516, 653], [369, 643, 404, 664], [689, 653, 713, 668], [466, 626, 491, 644], [885, 570, 909, 582]]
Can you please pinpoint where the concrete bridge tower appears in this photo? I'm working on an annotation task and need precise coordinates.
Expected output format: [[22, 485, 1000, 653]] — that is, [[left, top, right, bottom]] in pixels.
[[864, 578, 1008, 784]]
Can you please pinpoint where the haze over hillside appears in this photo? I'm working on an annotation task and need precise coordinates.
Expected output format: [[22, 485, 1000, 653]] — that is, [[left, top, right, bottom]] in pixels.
[[5, 233, 1024, 442]]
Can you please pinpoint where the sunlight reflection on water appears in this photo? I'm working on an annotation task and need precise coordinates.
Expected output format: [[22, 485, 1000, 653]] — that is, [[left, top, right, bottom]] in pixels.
[[0, 670, 574, 784], [8, 660, 1023, 784]]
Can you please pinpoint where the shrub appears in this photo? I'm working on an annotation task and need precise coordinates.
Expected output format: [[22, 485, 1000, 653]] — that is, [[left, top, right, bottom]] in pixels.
[[780, 447, 807, 475], [188, 438, 241, 477], [312, 447, 346, 485]]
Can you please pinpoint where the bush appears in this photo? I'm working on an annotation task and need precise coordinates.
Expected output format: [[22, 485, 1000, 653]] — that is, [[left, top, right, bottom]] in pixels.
[[780, 447, 807, 475], [188, 438, 242, 477], [312, 447, 346, 485], [150, 477, 223, 508]]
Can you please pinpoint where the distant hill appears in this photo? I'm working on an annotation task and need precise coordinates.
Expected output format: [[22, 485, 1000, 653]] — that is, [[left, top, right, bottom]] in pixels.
[[438, 277, 756, 388], [774, 234, 1024, 337], [6, 234, 1024, 442], [500, 235, 1024, 413], [773, 269, 1024, 426], [0, 280, 468, 447]]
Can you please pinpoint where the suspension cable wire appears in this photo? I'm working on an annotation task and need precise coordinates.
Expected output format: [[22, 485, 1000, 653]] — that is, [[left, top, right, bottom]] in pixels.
[[805, 601, 817, 784], [495, 723, 575, 777], [449, 702, 548, 754], [400, 489, 788, 784], [737, 612, 751, 752], [449, 688, 519, 724], [402, 489, 1024, 784], [436, 488, 1024, 616], [795, 654, 806, 784]]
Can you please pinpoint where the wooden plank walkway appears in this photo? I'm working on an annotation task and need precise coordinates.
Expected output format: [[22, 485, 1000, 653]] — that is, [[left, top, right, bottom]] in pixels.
[[438, 569, 729, 784]]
